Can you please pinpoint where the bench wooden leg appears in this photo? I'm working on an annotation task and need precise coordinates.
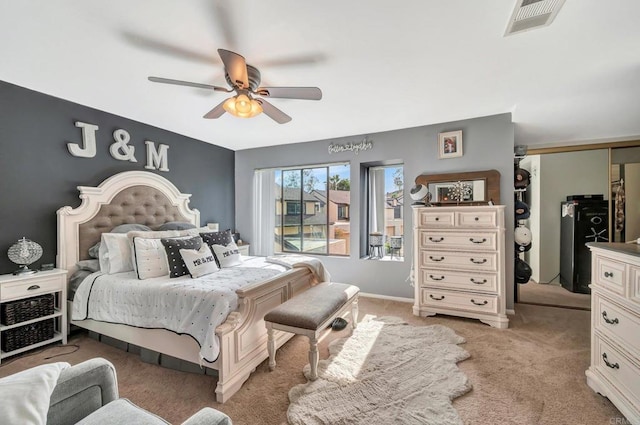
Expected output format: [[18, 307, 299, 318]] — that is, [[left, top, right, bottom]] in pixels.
[[352, 297, 359, 329], [308, 334, 319, 380], [267, 324, 276, 371]]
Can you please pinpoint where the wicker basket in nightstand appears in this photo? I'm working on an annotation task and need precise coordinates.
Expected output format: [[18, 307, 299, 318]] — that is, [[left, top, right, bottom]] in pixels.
[[1, 319, 55, 352], [1, 293, 55, 325]]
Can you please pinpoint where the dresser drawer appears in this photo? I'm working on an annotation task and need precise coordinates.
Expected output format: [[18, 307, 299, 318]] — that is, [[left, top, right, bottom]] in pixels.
[[0, 274, 65, 301], [417, 210, 455, 228], [421, 250, 497, 272], [593, 334, 640, 408], [594, 294, 640, 355], [593, 255, 626, 296], [631, 265, 640, 306], [419, 231, 497, 251], [421, 268, 497, 293], [456, 210, 498, 228], [421, 289, 498, 314]]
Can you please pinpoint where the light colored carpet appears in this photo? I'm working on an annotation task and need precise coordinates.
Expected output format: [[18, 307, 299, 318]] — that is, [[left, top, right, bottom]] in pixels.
[[287, 316, 471, 425], [518, 280, 591, 310], [0, 298, 626, 425]]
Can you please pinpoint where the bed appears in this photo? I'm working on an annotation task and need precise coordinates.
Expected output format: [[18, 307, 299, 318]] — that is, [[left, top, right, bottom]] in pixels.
[[56, 170, 317, 403]]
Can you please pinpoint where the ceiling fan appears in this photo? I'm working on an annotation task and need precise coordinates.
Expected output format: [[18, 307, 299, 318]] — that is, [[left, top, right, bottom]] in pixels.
[[148, 49, 322, 124]]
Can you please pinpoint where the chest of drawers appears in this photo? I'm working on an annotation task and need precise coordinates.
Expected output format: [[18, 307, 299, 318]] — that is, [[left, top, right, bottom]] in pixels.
[[412, 205, 508, 329], [586, 243, 640, 424]]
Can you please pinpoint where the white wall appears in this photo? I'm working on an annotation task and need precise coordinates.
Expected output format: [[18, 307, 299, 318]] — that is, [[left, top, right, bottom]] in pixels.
[[235, 114, 517, 308], [537, 150, 609, 283]]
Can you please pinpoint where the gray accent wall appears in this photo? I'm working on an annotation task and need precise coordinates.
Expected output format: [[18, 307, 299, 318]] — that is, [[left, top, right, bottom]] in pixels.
[[0, 81, 235, 275], [235, 113, 517, 309]]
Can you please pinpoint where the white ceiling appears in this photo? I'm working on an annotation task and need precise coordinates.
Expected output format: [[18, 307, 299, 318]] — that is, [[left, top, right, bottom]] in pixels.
[[1, 1, 639, 151]]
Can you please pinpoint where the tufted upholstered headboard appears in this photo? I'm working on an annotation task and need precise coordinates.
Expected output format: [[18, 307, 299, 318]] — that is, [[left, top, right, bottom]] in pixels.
[[57, 171, 200, 274]]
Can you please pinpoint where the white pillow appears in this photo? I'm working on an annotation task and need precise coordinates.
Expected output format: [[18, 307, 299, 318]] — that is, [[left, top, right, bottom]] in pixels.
[[210, 241, 243, 268], [98, 233, 133, 274], [184, 226, 215, 236], [180, 245, 219, 278], [0, 362, 69, 425], [131, 237, 171, 279]]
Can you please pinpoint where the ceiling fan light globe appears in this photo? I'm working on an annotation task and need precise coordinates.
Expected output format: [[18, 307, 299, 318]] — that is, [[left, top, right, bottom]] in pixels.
[[235, 94, 251, 114], [223, 95, 263, 118]]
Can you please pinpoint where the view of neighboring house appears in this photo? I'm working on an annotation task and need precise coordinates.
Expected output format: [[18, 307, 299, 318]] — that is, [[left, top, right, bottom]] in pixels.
[[274, 186, 351, 255], [385, 189, 404, 257], [385, 189, 403, 236], [272, 183, 405, 258]]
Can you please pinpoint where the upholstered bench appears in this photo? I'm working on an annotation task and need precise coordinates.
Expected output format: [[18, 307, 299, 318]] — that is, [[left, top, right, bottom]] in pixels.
[[264, 282, 360, 380]]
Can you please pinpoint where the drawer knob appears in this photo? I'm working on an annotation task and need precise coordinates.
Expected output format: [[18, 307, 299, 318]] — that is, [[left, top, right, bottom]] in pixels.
[[602, 353, 619, 370], [470, 299, 488, 306], [601, 311, 619, 325], [469, 238, 487, 244], [27, 285, 41, 291], [429, 237, 444, 243], [429, 294, 445, 301], [604, 271, 614, 278], [470, 278, 487, 284], [429, 256, 445, 262], [435, 217, 440, 221], [470, 258, 487, 264], [474, 217, 479, 221], [429, 275, 445, 281]]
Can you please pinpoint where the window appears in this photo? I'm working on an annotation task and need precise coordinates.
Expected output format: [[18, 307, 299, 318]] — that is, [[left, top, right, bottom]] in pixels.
[[271, 163, 350, 256], [286, 202, 301, 215], [338, 205, 349, 220], [367, 164, 404, 260]]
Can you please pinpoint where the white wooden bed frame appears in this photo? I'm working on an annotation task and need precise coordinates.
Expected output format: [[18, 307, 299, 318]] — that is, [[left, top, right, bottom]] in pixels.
[[56, 171, 317, 403]]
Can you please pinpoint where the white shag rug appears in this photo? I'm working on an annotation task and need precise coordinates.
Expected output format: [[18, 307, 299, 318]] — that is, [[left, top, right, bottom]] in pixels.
[[287, 316, 472, 425]]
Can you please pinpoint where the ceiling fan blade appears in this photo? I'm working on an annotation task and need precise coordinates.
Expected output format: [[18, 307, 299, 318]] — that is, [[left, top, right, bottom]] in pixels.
[[218, 48, 249, 89], [123, 31, 216, 65], [260, 52, 327, 68], [211, 1, 238, 50], [257, 99, 292, 124], [203, 100, 227, 119], [256, 87, 322, 100], [148, 76, 230, 92]]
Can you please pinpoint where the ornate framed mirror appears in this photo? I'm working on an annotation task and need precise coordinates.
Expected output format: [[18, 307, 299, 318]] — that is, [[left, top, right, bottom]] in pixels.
[[414, 169, 501, 205]]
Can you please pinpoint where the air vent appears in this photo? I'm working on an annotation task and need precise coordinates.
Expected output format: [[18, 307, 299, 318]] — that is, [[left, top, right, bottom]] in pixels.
[[504, 0, 566, 36]]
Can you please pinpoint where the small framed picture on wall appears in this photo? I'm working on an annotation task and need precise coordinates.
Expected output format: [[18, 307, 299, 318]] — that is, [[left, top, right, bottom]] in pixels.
[[438, 130, 463, 159]]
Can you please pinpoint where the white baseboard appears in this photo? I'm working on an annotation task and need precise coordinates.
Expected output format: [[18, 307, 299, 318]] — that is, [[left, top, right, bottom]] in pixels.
[[360, 292, 414, 304]]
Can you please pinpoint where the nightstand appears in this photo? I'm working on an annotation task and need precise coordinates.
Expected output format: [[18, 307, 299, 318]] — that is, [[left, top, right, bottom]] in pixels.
[[0, 268, 67, 363], [237, 243, 250, 256]]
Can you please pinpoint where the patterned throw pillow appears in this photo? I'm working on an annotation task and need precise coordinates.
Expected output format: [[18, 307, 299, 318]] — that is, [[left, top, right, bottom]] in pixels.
[[161, 236, 203, 278], [200, 230, 234, 267], [210, 241, 243, 268], [179, 245, 219, 278], [131, 237, 172, 280]]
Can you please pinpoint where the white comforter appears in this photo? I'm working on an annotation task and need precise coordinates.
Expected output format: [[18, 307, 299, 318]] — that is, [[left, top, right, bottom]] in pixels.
[[72, 257, 286, 363]]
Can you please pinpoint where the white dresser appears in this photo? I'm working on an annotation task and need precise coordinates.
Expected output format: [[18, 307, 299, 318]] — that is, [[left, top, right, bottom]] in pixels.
[[586, 243, 640, 424], [412, 205, 508, 329]]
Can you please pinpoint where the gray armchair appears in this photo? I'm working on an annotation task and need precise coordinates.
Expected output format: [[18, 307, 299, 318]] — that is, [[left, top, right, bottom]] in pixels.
[[47, 358, 232, 425]]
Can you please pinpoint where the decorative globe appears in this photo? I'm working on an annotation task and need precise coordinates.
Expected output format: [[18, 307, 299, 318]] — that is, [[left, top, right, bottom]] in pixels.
[[7, 237, 43, 275], [410, 184, 431, 206]]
